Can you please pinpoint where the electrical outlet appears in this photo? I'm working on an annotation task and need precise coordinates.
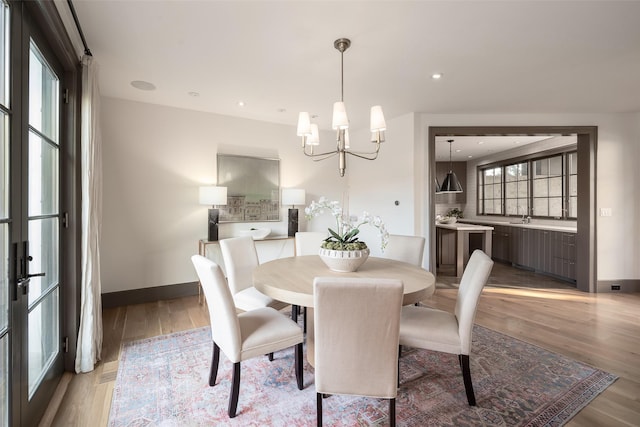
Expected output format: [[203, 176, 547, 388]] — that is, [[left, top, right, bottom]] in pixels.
[[611, 284, 621, 291]]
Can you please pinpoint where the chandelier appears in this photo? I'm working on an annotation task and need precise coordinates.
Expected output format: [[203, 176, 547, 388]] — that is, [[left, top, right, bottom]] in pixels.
[[296, 38, 386, 177]]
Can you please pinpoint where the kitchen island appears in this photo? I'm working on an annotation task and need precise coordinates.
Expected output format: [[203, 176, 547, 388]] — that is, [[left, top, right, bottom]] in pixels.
[[436, 222, 494, 277]]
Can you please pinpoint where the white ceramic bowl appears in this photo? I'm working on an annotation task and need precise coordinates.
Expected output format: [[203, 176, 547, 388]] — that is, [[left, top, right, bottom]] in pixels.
[[238, 228, 271, 240], [318, 248, 370, 272]]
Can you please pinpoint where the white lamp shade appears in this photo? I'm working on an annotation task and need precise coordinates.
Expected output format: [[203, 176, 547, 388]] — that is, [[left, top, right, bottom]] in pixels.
[[199, 186, 227, 206], [332, 101, 349, 130], [308, 123, 320, 146], [297, 112, 311, 136], [282, 188, 306, 206], [370, 105, 386, 131]]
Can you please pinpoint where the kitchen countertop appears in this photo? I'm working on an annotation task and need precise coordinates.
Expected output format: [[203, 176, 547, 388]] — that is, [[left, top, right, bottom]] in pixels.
[[458, 219, 577, 233], [436, 222, 494, 231]]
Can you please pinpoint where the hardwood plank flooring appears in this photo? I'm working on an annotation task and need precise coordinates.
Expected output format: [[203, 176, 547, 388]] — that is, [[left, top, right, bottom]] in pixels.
[[44, 265, 640, 426]]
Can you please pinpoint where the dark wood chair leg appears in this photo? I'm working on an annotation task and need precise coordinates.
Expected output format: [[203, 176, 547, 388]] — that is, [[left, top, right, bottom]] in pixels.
[[292, 304, 299, 323], [459, 354, 476, 406], [389, 398, 396, 427], [295, 342, 304, 390], [268, 352, 274, 361], [228, 362, 241, 418], [303, 307, 307, 333], [316, 392, 323, 427], [209, 342, 220, 386]]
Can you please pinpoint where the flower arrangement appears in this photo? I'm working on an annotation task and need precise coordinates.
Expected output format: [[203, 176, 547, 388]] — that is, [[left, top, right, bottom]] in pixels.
[[304, 196, 389, 251]]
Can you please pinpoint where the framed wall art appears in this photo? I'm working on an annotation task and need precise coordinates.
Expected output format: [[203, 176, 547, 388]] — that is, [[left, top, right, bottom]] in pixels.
[[217, 154, 280, 222]]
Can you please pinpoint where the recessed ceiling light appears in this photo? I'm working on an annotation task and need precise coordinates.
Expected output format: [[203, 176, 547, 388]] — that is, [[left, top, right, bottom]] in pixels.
[[455, 149, 462, 153], [188, 91, 200, 97], [237, 101, 245, 107], [468, 155, 473, 158], [130, 80, 156, 91], [477, 141, 484, 145], [514, 141, 521, 144], [431, 73, 443, 80]]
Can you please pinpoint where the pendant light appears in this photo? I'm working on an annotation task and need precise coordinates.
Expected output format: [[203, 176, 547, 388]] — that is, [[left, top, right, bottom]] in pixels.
[[438, 139, 463, 193]]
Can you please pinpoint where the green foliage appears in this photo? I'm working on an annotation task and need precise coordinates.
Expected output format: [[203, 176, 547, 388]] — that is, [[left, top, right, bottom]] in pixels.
[[321, 227, 368, 251], [447, 208, 464, 218]]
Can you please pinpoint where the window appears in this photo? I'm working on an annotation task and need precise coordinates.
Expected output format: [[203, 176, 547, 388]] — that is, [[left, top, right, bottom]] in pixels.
[[505, 162, 528, 216], [480, 167, 503, 215], [477, 149, 576, 220]]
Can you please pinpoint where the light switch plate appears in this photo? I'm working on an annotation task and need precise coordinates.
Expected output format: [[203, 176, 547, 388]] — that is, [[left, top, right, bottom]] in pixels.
[[599, 208, 612, 217]]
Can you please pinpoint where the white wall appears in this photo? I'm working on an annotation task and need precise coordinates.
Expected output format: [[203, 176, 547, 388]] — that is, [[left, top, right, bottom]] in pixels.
[[101, 99, 640, 292], [348, 113, 418, 257], [100, 97, 347, 293]]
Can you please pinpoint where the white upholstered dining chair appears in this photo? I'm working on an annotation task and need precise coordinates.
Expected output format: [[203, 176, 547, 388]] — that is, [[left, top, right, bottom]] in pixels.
[[398, 249, 493, 406], [219, 236, 288, 312], [383, 234, 426, 267], [292, 231, 327, 326], [191, 255, 304, 418], [295, 231, 327, 256], [313, 277, 404, 427]]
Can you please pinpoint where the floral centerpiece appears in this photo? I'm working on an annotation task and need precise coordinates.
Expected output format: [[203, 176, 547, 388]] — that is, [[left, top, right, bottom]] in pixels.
[[304, 197, 389, 272]]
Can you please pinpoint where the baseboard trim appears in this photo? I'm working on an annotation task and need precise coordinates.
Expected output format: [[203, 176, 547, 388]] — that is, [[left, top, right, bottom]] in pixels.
[[597, 279, 640, 293], [102, 281, 199, 308]]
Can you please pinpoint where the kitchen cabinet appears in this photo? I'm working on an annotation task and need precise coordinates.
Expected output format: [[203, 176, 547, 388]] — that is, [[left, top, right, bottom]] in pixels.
[[436, 161, 466, 204], [459, 219, 576, 283], [491, 225, 512, 263]]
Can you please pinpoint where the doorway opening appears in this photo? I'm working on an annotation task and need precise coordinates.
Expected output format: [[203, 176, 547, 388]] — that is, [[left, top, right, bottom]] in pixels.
[[428, 126, 596, 293]]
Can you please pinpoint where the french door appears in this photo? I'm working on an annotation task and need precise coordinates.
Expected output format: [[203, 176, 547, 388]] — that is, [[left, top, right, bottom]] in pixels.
[[1, 2, 73, 425]]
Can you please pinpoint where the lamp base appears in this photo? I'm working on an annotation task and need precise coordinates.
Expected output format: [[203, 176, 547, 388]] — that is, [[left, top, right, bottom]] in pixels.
[[288, 208, 299, 237], [208, 208, 220, 241]]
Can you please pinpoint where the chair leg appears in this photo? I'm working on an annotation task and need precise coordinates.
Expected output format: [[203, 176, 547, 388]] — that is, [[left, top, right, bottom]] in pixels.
[[316, 392, 323, 427], [209, 342, 220, 386], [397, 346, 402, 387], [295, 342, 304, 390], [268, 352, 274, 361], [459, 354, 476, 406], [303, 307, 307, 333], [389, 398, 396, 427], [228, 362, 241, 418], [292, 304, 299, 323]]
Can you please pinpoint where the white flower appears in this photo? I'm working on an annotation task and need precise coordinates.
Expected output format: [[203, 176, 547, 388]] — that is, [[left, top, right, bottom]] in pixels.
[[305, 197, 389, 251]]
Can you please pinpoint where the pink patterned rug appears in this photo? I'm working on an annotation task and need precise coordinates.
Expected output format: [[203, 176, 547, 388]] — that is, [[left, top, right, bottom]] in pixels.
[[108, 325, 616, 426]]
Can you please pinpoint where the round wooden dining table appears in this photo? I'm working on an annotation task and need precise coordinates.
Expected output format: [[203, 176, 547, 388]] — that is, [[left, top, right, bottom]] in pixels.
[[253, 255, 436, 365]]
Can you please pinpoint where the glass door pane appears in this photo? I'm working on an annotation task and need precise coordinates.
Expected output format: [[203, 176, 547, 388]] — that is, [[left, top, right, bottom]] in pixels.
[[27, 40, 60, 400]]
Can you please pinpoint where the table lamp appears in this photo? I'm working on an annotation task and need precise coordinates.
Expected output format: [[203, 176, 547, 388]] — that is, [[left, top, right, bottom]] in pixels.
[[282, 188, 305, 237], [199, 186, 227, 241]]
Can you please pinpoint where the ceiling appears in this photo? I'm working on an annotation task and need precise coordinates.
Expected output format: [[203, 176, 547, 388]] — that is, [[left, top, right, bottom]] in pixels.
[[70, 1, 640, 158]]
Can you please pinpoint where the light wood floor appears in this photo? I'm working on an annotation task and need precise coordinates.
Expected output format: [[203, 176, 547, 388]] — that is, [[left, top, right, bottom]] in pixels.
[[43, 265, 640, 426]]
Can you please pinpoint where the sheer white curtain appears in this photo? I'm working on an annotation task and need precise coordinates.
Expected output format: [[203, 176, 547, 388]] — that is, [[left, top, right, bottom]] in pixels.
[[75, 55, 103, 373]]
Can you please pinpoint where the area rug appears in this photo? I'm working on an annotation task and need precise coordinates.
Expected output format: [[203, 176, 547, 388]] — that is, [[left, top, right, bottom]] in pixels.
[[108, 325, 616, 426]]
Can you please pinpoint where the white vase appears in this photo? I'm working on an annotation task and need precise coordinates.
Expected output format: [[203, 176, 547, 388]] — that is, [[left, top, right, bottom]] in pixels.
[[318, 247, 370, 272]]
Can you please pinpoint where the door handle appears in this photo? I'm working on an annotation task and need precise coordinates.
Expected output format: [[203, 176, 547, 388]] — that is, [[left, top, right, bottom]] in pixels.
[[26, 272, 45, 278], [16, 273, 44, 296]]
